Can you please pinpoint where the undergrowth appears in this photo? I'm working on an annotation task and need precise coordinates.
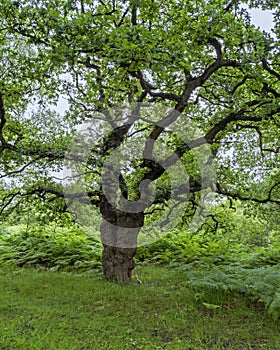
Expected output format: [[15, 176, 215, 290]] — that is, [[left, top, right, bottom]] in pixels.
[[136, 230, 280, 268], [179, 265, 280, 322], [1, 224, 280, 321], [0, 225, 102, 271]]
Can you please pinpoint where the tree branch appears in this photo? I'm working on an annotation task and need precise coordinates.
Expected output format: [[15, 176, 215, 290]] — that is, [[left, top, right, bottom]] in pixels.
[[216, 183, 280, 206], [262, 59, 280, 80], [176, 39, 240, 112], [131, 3, 137, 25], [130, 70, 180, 102], [0, 92, 7, 151]]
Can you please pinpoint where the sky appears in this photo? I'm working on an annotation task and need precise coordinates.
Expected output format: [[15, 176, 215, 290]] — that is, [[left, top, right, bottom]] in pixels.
[[249, 8, 274, 32]]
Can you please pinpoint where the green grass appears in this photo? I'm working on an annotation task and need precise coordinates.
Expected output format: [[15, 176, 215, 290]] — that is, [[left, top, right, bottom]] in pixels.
[[0, 265, 279, 350]]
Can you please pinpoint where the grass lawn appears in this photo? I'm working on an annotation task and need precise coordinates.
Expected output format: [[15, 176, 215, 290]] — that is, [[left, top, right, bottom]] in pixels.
[[0, 265, 279, 350]]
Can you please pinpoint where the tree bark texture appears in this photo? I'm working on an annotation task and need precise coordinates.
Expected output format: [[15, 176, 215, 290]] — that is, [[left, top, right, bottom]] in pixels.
[[100, 196, 144, 284]]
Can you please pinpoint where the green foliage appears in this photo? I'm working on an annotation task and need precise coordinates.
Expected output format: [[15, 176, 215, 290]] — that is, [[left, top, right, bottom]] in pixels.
[[0, 0, 279, 227], [189, 199, 280, 248], [181, 265, 280, 321], [1, 221, 280, 322], [136, 227, 280, 321], [0, 225, 102, 271], [136, 228, 280, 267], [269, 293, 280, 322]]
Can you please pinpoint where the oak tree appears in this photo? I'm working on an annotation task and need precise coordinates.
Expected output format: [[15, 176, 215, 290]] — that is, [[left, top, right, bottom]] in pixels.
[[0, 0, 279, 282]]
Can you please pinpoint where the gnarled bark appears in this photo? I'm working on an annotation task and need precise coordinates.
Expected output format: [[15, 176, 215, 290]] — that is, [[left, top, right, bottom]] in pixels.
[[100, 196, 144, 284]]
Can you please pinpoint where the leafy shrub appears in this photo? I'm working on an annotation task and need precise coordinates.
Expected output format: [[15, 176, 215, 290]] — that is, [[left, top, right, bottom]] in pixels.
[[0, 225, 102, 271], [136, 229, 280, 268]]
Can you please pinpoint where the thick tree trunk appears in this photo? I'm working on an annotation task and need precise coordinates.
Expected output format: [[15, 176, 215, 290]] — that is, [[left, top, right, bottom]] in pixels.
[[100, 196, 144, 284]]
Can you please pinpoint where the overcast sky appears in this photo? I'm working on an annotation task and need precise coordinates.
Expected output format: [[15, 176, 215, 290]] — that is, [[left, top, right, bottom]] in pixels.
[[249, 8, 274, 32]]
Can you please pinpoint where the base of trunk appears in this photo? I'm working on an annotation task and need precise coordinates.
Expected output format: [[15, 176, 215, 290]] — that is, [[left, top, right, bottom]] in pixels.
[[99, 197, 144, 283], [102, 244, 136, 283]]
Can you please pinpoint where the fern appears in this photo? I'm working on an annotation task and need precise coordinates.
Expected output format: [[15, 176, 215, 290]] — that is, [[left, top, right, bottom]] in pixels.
[[0, 225, 102, 271], [182, 265, 280, 321], [268, 293, 280, 321]]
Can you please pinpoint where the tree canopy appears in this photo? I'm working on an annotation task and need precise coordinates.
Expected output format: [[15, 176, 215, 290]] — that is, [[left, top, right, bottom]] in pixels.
[[0, 0, 279, 282]]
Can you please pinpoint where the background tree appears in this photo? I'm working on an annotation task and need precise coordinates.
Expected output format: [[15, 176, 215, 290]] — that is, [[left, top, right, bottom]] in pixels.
[[0, 0, 279, 283]]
